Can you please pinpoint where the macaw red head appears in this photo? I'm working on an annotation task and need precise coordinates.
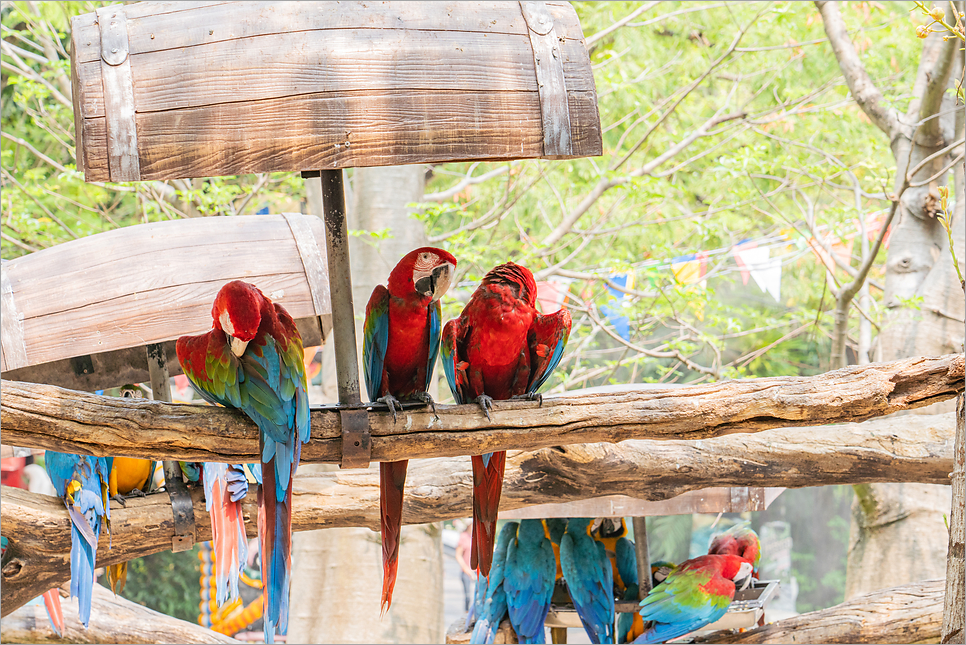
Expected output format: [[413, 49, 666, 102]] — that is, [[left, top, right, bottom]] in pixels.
[[211, 280, 264, 356], [730, 558, 755, 591], [482, 262, 537, 306], [388, 247, 457, 302], [708, 526, 761, 571]]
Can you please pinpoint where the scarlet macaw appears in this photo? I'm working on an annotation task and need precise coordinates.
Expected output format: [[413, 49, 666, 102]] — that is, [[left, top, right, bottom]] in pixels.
[[560, 517, 615, 644], [44, 452, 112, 628], [105, 456, 156, 594], [362, 247, 456, 611], [471, 521, 517, 644], [504, 519, 556, 643], [633, 554, 753, 644], [176, 280, 309, 644], [442, 262, 571, 576]]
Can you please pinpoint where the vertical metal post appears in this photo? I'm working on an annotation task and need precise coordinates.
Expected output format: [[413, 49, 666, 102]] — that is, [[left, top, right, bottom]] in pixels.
[[632, 516, 652, 598], [313, 169, 371, 468], [147, 342, 196, 552]]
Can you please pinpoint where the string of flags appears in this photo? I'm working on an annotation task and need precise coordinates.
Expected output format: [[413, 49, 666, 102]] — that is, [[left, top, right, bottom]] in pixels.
[[533, 209, 891, 340]]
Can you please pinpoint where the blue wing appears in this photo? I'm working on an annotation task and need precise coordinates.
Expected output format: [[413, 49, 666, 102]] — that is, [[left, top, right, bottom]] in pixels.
[[363, 285, 391, 402], [504, 520, 556, 643], [616, 536, 639, 589], [634, 569, 728, 644], [441, 319, 465, 405], [425, 299, 442, 391], [471, 522, 519, 644], [560, 520, 615, 645], [527, 309, 572, 395]]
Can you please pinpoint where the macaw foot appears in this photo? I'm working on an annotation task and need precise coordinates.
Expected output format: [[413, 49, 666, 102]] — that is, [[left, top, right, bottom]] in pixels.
[[377, 394, 403, 425], [412, 392, 440, 421], [110, 494, 127, 507], [128, 488, 147, 498], [511, 392, 543, 406], [474, 394, 494, 422]]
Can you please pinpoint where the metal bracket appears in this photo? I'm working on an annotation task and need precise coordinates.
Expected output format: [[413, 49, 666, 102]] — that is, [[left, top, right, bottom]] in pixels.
[[146, 342, 197, 552], [340, 407, 371, 469]]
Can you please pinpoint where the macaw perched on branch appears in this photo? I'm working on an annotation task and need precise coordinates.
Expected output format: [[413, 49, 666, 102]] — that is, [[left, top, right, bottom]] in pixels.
[[560, 518, 615, 644], [592, 518, 637, 596], [442, 262, 571, 576], [504, 519, 556, 644], [471, 521, 518, 645], [708, 525, 761, 575], [44, 452, 112, 628], [633, 554, 753, 644], [176, 280, 309, 644], [105, 456, 156, 595], [544, 518, 567, 582], [363, 247, 457, 612]]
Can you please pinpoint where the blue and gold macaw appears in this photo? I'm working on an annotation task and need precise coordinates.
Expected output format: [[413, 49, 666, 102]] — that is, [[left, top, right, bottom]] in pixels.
[[560, 518, 615, 644], [504, 519, 556, 644], [44, 452, 112, 628], [543, 518, 567, 582], [471, 521, 518, 645], [105, 456, 156, 595]]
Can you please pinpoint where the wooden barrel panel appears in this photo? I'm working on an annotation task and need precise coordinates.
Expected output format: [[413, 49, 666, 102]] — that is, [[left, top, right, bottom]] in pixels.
[[70, 1, 602, 182], [0, 214, 332, 391]]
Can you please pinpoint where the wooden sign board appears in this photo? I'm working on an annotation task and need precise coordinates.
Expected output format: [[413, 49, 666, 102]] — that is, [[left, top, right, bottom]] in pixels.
[[70, 1, 602, 182], [0, 214, 331, 392]]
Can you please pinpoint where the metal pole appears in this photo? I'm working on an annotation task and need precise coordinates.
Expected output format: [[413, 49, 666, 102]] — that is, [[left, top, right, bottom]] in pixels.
[[318, 169, 362, 406], [632, 516, 652, 598]]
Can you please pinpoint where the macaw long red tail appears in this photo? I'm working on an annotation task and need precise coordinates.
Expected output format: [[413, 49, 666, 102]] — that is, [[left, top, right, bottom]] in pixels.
[[470, 450, 506, 577], [260, 452, 294, 644], [41, 588, 64, 637], [205, 466, 247, 607], [380, 459, 409, 613]]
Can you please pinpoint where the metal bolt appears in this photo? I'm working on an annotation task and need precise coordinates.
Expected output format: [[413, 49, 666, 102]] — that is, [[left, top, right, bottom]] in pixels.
[[111, 47, 118, 53]]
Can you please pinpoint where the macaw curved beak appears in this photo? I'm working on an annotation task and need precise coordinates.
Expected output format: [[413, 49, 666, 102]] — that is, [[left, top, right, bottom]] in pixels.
[[415, 262, 456, 300], [229, 335, 249, 357], [733, 561, 754, 591]]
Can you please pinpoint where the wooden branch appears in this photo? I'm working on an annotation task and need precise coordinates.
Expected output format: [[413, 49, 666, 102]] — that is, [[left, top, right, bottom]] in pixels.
[[815, 1, 902, 141], [2, 354, 962, 463], [696, 578, 945, 644], [942, 394, 965, 644], [0, 583, 239, 644], [2, 411, 955, 617]]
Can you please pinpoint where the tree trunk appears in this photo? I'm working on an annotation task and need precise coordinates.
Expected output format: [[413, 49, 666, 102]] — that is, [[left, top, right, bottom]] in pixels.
[[942, 393, 966, 644], [288, 165, 444, 644], [817, 0, 966, 600]]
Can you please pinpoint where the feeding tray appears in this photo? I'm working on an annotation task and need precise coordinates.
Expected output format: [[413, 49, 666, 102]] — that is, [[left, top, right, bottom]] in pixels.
[[69, 1, 602, 183]]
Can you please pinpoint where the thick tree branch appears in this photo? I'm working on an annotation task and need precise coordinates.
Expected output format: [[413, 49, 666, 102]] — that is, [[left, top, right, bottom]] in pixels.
[[815, 1, 902, 141], [1, 412, 955, 617], [2, 355, 962, 464], [0, 583, 239, 644], [697, 579, 945, 644]]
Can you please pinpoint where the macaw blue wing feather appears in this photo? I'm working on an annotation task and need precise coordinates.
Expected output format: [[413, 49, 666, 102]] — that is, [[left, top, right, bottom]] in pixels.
[[425, 299, 442, 392], [363, 285, 391, 402], [504, 520, 556, 644], [560, 519, 615, 645]]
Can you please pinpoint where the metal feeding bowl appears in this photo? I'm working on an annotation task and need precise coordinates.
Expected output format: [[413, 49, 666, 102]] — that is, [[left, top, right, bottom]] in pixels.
[[544, 579, 780, 633]]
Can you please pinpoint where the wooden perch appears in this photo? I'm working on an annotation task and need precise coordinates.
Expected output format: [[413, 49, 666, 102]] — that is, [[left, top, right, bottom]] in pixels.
[[696, 578, 945, 644], [2, 354, 962, 463], [2, 411, 954, 617], [0, 582, 239, 644]]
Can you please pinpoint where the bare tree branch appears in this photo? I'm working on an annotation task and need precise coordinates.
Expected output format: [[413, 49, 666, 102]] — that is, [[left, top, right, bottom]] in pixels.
[[585, 2, 660, 47]]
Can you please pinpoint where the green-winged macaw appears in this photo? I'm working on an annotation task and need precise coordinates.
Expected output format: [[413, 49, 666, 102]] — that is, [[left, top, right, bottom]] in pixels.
[[560, 518, 615, 644], [176, 280, 309, 644], [633, 554, 753, 643], [44, 452, 112, 628], [708, 525, 761, 575], [504, 519, 556, 643], [471, 521, 518, 644], [363, 247, 456, 611], [442, 262, 571, 576]]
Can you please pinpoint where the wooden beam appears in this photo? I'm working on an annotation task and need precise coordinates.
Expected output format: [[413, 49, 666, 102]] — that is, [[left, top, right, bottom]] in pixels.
[[1, 412, 954, 616], [2, 354, 962, 463], [0, 582, 239, 644], [696, 578, 944, 644]]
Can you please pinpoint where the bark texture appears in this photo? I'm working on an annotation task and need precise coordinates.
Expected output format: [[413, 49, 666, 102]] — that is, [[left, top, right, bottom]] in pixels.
[[817, 0, 965, 599], [2, 411, 955, 618], [942, 393, 966, 644], [696, 579, 945, 644], [2, 353, 962, 464], [0, 583, 239, 644]]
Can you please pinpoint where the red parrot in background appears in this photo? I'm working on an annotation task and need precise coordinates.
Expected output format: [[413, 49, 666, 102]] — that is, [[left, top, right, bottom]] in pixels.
[[176, 281, 309, 644], [441, 262, 571, 576], [363, 247, 457, 612], [708, 525, 761, 575]]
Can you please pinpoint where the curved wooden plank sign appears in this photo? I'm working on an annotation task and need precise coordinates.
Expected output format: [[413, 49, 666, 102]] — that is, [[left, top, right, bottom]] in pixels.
[[70, 1, 602, 182]]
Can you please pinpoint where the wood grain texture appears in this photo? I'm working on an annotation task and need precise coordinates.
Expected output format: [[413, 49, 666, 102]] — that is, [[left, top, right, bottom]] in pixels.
[[696, 579, 945, 644], [1, 582, 239, 644], [942, 394, 965, 644], [2, 411, 952, 617], [2, 354, 962, 463], [95, 5, 141, 181], [69, 1, 601, 181], [0, 214, 331, 371]]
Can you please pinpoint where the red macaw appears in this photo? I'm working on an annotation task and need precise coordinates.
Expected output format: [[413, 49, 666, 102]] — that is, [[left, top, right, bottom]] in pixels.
[[362, 247, 457, 612], [441, 262, 571, 576], [708, 525, 761, 575], [176, 281, 309, 644], [634, 554, 753, 644]]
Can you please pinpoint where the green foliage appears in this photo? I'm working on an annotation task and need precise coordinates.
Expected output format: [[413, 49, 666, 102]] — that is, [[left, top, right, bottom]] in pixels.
[[101, 546, 202, 624]]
